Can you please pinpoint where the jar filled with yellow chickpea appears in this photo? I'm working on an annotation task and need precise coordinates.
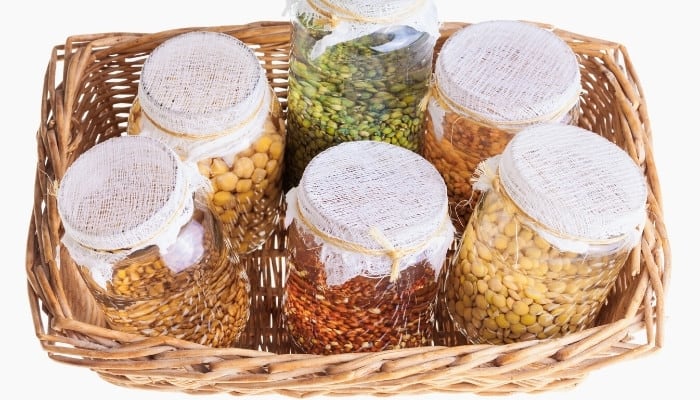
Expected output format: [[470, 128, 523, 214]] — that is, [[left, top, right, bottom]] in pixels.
[[128, 31, 286, 253], [423, 20, 581, 232], [58, 136, 251, 347], [444, 123, 648, 344]]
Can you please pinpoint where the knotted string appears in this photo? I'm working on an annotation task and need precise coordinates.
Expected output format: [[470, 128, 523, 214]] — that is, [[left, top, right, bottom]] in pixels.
[[295, 196, 449, 283]]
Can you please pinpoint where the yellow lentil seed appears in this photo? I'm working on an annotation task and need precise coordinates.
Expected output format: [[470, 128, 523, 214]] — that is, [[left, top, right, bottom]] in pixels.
[[493, 235, 509, 250], [476, 242, 493, 262], [505, 311, 521, 325], [475, 294, 488, 309], [476, 279, 488, 294], [529, 303, 544, 315], [520, 314, 536, 326], [483, 318, 498, 331], [513, 300, 529, 316], [511, 323, 527, 335], [495, 314, 509, 329], [492, 294, 507, 308], [471, 262, 487, 278]]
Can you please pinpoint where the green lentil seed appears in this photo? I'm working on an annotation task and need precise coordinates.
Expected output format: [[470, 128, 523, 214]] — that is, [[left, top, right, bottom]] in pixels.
[[285, 14, 434, 186]]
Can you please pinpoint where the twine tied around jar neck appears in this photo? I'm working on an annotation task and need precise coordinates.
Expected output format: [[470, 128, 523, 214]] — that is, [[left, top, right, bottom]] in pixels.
[[58, 136, 211, 287], [471, 156, 643, 250], [127, 89, 268, 141], [304, 0, 428, 26], [294, 196, 450, 283], [61, 179, 197, 287], [430, 82, 581, 134], [63, 169, 195, 258]]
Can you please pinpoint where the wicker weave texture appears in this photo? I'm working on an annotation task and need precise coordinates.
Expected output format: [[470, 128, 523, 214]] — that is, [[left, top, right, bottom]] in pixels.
[[26, 20, 670, 397]]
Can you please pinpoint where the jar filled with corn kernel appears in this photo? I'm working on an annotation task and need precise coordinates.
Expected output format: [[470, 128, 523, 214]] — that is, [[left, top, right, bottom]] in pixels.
[[283, 0, 440, 187], [128, 31, 286, 253], [282, 141, 454, 355], [423, 20, 581, 232], [444, 123, 648, 345], [58, 136, 251, 347]]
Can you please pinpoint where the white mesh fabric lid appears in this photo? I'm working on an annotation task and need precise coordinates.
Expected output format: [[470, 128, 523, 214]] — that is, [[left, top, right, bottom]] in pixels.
[[435, 20, 581, 130], [496, 123, 648, 247], [289, 0, 440, 59], [58, 135, 201, 287], [285, 140, 455, 286], [137, 31, 270, 162]]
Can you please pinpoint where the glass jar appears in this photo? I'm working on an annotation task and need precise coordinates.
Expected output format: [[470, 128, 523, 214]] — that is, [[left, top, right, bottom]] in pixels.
[[58, 136, 251, 347], [128, 31, 286, 254], [444, 123, 648, 345], [282, 140, 454, 354], [423, 20, 582, 232], [284, 0, 440, 187]]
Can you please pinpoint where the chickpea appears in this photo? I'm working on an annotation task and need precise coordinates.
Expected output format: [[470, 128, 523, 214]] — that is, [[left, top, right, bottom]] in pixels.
[[200, 112, 286, 253]]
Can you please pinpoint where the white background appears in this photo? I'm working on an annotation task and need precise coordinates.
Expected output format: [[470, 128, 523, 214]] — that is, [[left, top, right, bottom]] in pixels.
[[3, 1, 695, 399]]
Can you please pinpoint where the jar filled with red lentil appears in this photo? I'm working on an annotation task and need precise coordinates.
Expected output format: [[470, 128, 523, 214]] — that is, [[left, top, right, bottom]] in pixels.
[[444, 123, 648, 345], [423, 20, 582, 232], [282, 140, 455, 354], [128, 31, 286, 253], [58, 135, 251, 347]]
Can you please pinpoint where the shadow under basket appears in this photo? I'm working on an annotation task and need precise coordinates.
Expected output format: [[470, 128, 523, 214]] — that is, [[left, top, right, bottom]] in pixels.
[[27, 20, 670, 397]]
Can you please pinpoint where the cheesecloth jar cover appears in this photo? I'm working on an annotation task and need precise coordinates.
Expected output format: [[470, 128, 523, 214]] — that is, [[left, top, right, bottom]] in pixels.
[[472, 123, 648, 253], [287, 0, 440, 59], [285, 140, 455, 286], [430, 19, 582, 139], [132, 31, 273, 165], [58, 135, 206, 288], [57, 135, 251, 347], [129, 31, 286, 254]]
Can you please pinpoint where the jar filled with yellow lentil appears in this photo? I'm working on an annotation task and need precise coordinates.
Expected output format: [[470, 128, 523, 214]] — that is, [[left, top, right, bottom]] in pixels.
[[128, 31, 286, 253], [423, 20, 582, 232], [58, 136, 251, 347], [444, 123, 648, 345], [283, 141, 455, 354], [283, 0, 440, 187]]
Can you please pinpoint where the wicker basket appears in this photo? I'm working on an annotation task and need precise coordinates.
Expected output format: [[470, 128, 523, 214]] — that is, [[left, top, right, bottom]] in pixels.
[[27, 20, 670, 397]]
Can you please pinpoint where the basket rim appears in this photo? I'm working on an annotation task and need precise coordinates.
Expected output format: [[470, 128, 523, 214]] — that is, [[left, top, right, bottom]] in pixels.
[[26, 19, 671, 397]]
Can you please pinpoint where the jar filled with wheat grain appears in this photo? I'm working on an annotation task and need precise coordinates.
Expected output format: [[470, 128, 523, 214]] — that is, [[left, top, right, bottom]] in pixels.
[[58, 135, 250, 347]]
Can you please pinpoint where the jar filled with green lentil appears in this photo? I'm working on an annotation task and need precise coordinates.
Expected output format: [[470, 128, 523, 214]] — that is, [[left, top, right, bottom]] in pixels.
[[128, 31, 286, 254], [282, 141, 454, 354], [284, 0, 440, 186], [444, 123, 648, 345], [423, 20, 581, 232], [58, 136, 251, 348]]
